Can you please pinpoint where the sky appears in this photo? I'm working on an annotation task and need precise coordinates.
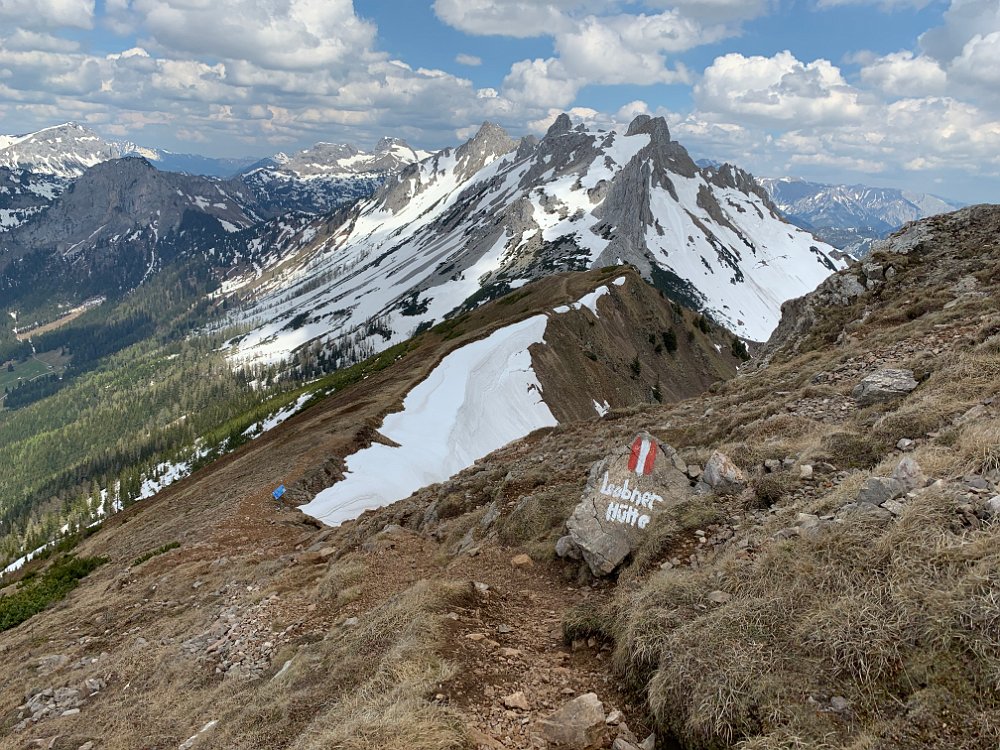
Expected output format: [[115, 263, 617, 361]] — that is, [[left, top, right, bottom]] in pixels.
[[0, 0, 998, 202]]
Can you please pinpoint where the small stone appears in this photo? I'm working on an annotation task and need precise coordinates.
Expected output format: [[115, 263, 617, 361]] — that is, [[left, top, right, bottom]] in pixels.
[[606, 709, 623, 725], [896, 438, 916, 452], [341, 617, 359, 627], [799, 464, 814, 480], [852, 369, 918, 406], [503, 691, 530, 711], [61, 708, 81, 716], [830, 696, 850, 712], [497, 624, 514, 634], [640, 734, 656, 750], [764, 459, 781, 472], [686, 464, 702, 479], [555, 535, 581, 560], [857, 477, 904, 506], [501, 647, 522, 657], [473, 581, 491, 594], [882, 498, 906, 516], [702, 452, 746, 494], [707, 590, 732, 604], [466, 633, 487, 641], [892, 456, 925, 491], [79, 743, 95, 750], [985, 496, 1000, 519], [511, 554, 533, 567]]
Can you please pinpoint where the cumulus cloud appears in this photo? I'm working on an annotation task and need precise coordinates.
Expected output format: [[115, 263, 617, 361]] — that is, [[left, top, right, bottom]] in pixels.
[[455, 53, 482, 66], [554, 12, 705, 85], [695, 51, 869, 126], [920, 0, 1000, 61], [0, 0, 94, 30], [432, 0, 588, 37], [859, 51, 948, 96], [108, 0, 379, 71]]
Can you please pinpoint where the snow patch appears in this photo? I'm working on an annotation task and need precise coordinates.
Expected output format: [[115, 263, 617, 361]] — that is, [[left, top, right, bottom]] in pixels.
[[301, 315, 556, 527]]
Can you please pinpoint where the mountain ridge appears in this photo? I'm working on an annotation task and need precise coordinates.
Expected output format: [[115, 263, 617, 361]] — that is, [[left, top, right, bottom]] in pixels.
[[222, 113, 841, 371]]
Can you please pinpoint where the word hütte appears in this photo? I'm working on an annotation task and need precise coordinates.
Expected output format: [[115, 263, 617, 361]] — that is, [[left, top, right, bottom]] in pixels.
[[601, 436, 665, 529]]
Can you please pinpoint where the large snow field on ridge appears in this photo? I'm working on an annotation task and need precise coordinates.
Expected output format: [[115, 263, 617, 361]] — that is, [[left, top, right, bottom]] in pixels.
[[300, 314, 557, 527]]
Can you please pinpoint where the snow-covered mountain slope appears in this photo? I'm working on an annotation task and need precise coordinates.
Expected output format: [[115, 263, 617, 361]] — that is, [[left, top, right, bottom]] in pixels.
[[302, 314, 555, 526], [300, 268, 740, 526], [235, 136, 433, 217], [0, 168, 66, 233], [0, 123, 152, 178], [223, 114, 841, 368], [759, 177, 964, 237]]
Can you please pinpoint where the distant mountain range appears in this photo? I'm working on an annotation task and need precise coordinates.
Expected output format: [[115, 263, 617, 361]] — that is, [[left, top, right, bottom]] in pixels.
[[0, 123, 433, 234], [757, 177, 964, 255], [221, 114, 842, 369]]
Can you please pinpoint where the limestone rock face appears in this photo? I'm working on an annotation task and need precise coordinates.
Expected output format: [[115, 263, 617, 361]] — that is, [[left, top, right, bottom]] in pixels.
[[852, 369, 918, 406], [563, 432, 691, 575]]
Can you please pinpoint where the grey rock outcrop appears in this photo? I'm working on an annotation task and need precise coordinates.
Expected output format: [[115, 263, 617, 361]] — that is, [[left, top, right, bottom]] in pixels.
[[563, 432, 691, 575], [852, 369, 918, 406]]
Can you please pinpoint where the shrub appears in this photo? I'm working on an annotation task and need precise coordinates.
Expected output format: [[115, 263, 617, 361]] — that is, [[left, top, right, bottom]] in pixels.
[[0, 555, 106, 632]]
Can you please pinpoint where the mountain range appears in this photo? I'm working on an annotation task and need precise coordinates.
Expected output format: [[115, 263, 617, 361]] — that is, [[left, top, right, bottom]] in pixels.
[[222, 114, 841, 374], [758, 176, 965, 254]]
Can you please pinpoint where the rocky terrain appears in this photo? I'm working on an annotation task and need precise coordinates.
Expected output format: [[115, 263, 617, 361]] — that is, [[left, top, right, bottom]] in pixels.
[[2, 204, 999, 750]]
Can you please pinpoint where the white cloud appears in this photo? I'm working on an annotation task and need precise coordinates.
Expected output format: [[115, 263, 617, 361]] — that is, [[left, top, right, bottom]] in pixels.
[[108, 0, 379, 71], [0, 0, 94, 29], [859, 51, 948, 96], [950, 31, 1000, 87], [920, 0, 1000, 61], [695, 51, 869, 126], [816, 0, 933, 9], [455, 53, 482, 66], [554, 12, 705, 85], [645, 0, 772, 22], [432, 0, 589, 37], [501, 58, 581, 108]]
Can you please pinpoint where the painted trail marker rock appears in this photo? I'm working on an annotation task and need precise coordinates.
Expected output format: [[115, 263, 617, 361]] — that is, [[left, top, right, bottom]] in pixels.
[[560, 432, 691, 575]]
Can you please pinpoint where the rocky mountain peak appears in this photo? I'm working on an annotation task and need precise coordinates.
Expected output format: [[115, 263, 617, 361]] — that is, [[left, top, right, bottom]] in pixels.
[[624, 114, 669, 143], [454, 122, 518, 181], [546, 113, 574, 137]]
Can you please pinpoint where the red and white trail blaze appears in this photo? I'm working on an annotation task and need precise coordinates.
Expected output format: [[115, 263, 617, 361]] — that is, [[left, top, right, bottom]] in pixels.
[[628, 436, 657, 475]]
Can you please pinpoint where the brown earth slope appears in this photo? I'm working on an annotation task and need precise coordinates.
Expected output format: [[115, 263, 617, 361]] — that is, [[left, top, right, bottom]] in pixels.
[[0, 266, 739, 750]]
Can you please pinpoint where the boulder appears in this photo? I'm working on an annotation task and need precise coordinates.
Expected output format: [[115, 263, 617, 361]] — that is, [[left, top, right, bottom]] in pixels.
[[565, 432, 691, 575], [536, 693, 607, 749], [857, 477, 904, 506], [852, 369, 918, 406], [702, 451, 747, 495]]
